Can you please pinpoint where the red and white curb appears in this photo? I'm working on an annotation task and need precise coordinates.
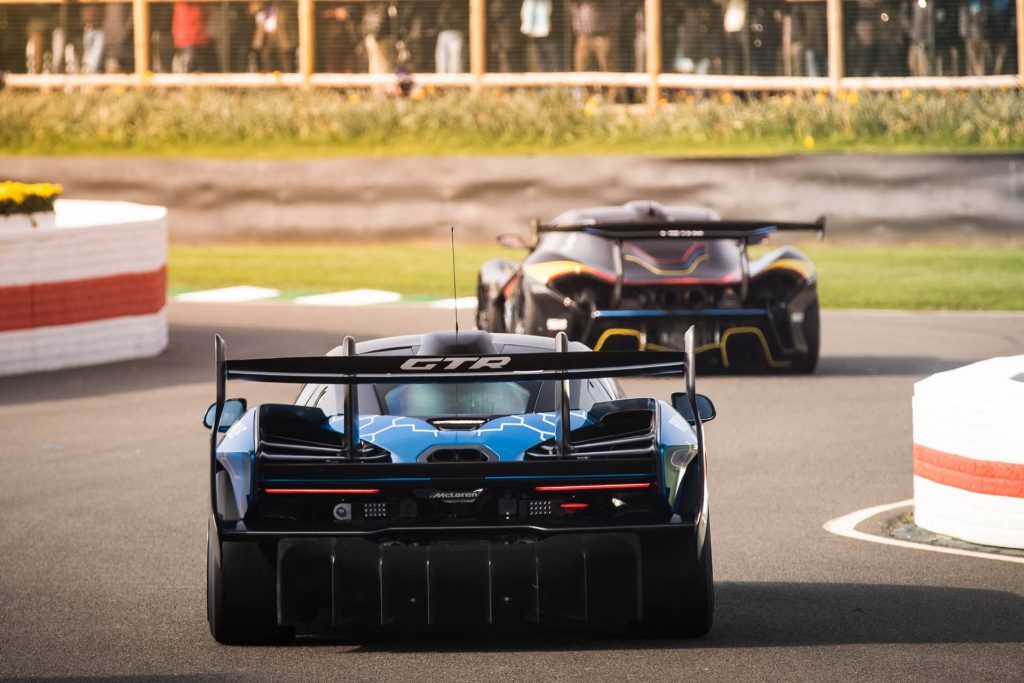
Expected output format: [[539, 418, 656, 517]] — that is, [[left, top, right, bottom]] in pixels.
[[823, 500, 1024, 565], [0, 199, 168, 376], [912, 356, 1024, 549]]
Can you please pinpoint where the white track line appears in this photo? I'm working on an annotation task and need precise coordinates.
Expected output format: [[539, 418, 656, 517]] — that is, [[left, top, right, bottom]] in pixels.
[[429, 296, 478, 309], [823, 499, 1024, 565], [175, 286, 280, 303], [294, 289, 402, 306]]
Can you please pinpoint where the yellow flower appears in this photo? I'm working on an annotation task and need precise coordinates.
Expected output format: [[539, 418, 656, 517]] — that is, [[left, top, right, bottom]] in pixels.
[[802, 135, 816, 150], [901, 88, 912, 101], [720, 92, 733, 104], [113, 85, 127, 96], [658, 97, 668, 106], [781, 94, 793, 107], [915, 94, 925, 104], [836, 89, 847, 102], [846, 91, 859, 105], [814, 92, 826, 104], [347, 93, 361, 104], [411, 88, 426, 101], [583, 95, 599, 118]]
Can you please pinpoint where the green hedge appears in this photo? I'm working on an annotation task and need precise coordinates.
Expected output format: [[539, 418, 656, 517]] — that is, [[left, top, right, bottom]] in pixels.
[[1, 88, 1022, 157]]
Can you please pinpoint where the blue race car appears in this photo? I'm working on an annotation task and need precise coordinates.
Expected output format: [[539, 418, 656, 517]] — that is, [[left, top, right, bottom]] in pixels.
[[203, 327, 716, 643]]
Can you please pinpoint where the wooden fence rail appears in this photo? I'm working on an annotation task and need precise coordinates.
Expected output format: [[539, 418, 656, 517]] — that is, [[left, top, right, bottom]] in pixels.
[[2, 0, 1021, 101]]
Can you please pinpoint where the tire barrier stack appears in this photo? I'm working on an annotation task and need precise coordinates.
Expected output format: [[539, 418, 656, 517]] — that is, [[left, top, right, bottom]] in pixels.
[[0, 199, 168, 376], [913, 356, 1024, 549]]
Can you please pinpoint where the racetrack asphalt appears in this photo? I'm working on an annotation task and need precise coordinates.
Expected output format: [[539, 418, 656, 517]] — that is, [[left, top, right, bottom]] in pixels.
[[1, 304, 1022, 682]]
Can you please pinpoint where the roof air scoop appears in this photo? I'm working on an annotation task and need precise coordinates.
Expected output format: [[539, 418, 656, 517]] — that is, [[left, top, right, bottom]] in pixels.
[[624, 200, 667, 221], [418, 330, 498, 356]]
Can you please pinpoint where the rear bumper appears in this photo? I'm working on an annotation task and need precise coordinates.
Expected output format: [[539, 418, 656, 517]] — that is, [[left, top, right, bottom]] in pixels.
[[221, 520, 697, 632]]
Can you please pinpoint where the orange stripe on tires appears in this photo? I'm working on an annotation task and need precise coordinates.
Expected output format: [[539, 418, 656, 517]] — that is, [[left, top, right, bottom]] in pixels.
[[913, 444, 1024, 499]]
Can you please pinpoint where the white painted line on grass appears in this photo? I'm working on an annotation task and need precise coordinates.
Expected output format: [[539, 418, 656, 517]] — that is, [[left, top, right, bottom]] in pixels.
[[429, 297, 478, 309], [175, 286, 280, 303], [823, 499, 1024, 565], [294, 289, 402, 306]]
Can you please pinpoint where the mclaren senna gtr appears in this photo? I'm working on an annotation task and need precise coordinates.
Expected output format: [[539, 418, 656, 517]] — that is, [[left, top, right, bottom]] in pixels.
[[476, 200, 825, 372], [203, 327, 715, 643]]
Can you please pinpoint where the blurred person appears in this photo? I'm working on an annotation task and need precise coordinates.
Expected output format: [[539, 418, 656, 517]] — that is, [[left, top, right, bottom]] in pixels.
[[521, 0, 560, 71], [571, 0, 620, 71], [849, 0, 880, 75], [876, 0, 906, 75], [932, 0, 961, 76], [435, 0, 466, 73], [722, 0, 747, 73], [361, 3, 394, 74], [665, 0, 721, 74], [250, 2, 296, 72], [102, 2, 132, 73], [173, 2, 211, 72], [488, 0, 517, 71], [150, 3, 175, 73], [791, 0, 825, 76], [320, 3, 358, 72], [905, 0, 933, 76], [747, 0, 782, 75], [988, 0, 1014, 73], [81, 5, 105, 74], [959, 0, 989, 74], [25, 6, 57, 74], [631, 0, 644, 72]]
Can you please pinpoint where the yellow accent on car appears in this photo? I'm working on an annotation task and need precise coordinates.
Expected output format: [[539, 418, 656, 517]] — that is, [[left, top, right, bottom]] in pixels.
[[718, 327, 791, 368], [593, 325, 789, 368], [593, 328, 645, 351], [622, 252, 709, 276], [758, 258, 814, 280], [523, 260, 609, 285]]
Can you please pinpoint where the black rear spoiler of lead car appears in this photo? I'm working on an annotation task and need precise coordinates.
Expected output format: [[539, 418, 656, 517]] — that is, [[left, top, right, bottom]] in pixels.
[[209, 329, 702, 484], [535, 216, 826, 244]]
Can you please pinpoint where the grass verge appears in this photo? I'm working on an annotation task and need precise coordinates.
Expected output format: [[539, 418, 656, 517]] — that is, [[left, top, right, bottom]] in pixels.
[[168, 243, 1024, 310], [3, 89, 1023, 157]]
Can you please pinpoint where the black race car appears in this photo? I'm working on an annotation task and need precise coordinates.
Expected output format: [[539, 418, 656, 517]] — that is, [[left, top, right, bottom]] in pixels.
[[477, 201, 825, 372], [203, 327, 715, 643]]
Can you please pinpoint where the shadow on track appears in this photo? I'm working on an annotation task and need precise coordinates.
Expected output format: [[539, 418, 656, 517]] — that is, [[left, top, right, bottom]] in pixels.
[[0, 325, 382, 407], [814, 355, 971, 378], [284, 581, 1024, 652]]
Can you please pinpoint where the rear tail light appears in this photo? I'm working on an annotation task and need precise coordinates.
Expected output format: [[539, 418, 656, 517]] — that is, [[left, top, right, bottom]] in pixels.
[[263, 488, 380, 495], [534, 482, 651, 492]]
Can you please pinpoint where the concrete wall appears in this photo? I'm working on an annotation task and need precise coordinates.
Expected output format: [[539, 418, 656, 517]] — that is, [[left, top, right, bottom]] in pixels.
[[4, 154, 1022, 242]]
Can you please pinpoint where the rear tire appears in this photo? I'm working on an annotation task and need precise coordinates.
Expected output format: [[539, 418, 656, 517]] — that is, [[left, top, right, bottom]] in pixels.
[[790, 297, 820, 374], [207, 519, 292, 645], [475, 277, 504, 332], [677, 526, 714, 637], [633, 524, 714, 638]]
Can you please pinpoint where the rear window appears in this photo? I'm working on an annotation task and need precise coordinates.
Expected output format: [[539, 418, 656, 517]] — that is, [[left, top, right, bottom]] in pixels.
[[379, 382, 533, 418]]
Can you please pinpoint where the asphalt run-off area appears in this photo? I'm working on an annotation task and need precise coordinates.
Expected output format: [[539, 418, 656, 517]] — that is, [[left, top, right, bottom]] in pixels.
[[2, 303, 1022, 680]]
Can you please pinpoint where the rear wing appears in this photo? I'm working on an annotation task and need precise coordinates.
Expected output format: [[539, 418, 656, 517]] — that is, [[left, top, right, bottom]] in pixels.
[[209, 330, 701, 464], [535, 217, 826, 244]]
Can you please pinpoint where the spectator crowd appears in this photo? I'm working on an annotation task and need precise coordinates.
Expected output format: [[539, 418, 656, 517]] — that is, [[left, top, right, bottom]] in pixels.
[[0, 0, 1017, 77]]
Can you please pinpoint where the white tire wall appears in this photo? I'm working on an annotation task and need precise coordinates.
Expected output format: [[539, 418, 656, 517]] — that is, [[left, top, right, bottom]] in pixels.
[[0, 199, 168, 376], [912, 356, 1024, 549]]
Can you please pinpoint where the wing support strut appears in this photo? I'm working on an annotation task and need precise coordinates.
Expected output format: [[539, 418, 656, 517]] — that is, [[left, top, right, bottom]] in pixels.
[[342, 335, 360, 459], [555, 331, 572, 457]]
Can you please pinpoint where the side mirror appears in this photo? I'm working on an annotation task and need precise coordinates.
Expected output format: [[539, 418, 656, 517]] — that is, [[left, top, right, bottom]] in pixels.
[[497, 233, 529, 250], [203, 398, 248, 432], [670, 392, 716, 424]]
